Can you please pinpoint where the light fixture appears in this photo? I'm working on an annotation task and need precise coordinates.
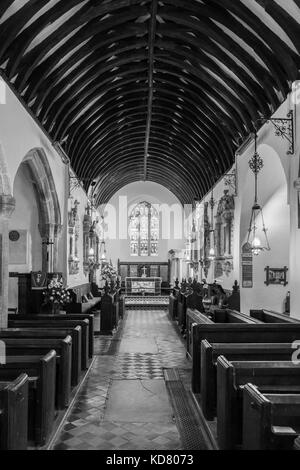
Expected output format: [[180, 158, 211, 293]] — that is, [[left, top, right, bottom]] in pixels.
[[100, 239, 107, 262], [208, 247, 216, 261], [208, 187, 216, 261], [185, 238, 191, 262], [247, 132, 270, 256]]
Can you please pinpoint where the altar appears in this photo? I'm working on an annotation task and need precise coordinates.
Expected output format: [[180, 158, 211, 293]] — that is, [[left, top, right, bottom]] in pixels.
[[125, 277, 162, 295]]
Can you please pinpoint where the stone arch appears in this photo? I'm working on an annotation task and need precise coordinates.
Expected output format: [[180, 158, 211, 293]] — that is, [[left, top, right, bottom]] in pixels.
[[22, 148, 61, 234], [0, 142, 13, 197], [0, 142, 15, 328], [18, 148, 62, 272]]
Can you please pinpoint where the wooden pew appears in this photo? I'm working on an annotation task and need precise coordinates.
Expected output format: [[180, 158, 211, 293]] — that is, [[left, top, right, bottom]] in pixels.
[[217, 357, 300, 450], [186, 309, 213, 359], [210, 309, 262, 324], [100, 292, 119, 334], [243, 384, 300, 450], [9, 314, 94, 358], [66, 289, 101, 314], [294, 436, 300, 450], [0, 351, 56, 446], [0, 328, 81, 386], [250, 309, 300, 324], [0, 374, 28, 449], [1, 337, 72, 409], [8, 319, 89, 371], [178, 292, 189, 334], [186, 308, 261, 359], [192, 323, 300, 393], [169, 294, 178, 320], [201, 341, 294, 420], [169, 282, 180, 320]]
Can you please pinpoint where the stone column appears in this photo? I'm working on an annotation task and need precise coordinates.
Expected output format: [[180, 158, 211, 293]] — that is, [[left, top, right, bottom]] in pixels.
[[40, 223, 63, 273], [53, 224, 63, 273], [0, 194, 15, 328]]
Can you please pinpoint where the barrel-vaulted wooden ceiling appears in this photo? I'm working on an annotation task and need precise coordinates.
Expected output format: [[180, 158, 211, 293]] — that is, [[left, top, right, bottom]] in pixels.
[[1, 1, 300, 204]]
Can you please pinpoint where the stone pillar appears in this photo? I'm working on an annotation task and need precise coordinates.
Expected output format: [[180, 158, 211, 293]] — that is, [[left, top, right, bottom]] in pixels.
[[0, 195, 15, 328], [53, 224, 63, 273], [39, 223, 63, 273]]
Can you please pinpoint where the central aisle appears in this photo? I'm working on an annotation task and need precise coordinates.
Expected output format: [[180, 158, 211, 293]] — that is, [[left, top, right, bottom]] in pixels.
[[52, 309, 204, 451]]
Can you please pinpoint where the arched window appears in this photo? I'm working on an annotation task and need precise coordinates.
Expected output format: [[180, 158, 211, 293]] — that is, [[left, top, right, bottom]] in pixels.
[[129, 202, 159, 257]]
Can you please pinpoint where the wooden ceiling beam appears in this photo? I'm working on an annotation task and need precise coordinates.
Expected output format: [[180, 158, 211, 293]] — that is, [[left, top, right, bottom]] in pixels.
[[143, 0, 158, 181]]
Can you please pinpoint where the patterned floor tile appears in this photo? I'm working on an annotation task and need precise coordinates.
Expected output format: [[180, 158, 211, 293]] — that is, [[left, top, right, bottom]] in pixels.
[[93, 336, 112, 355], [52, 308, 192, 451]]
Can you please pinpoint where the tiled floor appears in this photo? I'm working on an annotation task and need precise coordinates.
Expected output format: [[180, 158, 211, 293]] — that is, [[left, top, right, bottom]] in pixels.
[[52, 309, 192, 450]]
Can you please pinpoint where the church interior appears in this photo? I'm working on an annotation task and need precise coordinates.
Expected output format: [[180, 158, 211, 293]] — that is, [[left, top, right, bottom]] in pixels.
[[1, 0, 300, 453]]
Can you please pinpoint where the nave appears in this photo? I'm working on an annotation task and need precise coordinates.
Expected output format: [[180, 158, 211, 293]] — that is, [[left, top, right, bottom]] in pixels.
[[51, 308, 207, 451]]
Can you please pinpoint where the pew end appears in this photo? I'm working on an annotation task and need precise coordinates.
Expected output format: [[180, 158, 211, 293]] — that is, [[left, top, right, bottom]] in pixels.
[[0, 373, 29, 450], [243, 384, 300, 450]]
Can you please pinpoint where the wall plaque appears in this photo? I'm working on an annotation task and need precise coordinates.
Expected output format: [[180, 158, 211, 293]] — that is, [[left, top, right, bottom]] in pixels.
[[265, 267, 288, 286], [9, 230, 20, 242], [9, 230, 28, 265], [242, 243, 253, 288]]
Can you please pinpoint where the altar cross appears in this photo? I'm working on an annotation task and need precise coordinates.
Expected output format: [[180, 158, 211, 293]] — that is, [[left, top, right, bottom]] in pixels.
[[141, 266, 147, 278]]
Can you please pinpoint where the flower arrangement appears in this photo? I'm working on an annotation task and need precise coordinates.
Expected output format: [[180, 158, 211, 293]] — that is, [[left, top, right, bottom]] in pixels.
[[101, 264, 118, 282], [42, 277, 71, 313]]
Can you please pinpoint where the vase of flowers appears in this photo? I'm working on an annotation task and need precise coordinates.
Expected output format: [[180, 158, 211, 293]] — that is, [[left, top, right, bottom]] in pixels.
[[101, 264, 118, 284], [42, 277, 71, 314]]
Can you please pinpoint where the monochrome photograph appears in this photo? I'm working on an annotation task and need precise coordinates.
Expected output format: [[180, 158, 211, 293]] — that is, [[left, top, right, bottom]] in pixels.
[[0, 0, 299, 457]]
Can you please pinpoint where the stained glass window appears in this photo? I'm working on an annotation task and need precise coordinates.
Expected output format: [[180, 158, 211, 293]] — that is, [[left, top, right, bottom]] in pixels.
[[129, 202, 159, 257]]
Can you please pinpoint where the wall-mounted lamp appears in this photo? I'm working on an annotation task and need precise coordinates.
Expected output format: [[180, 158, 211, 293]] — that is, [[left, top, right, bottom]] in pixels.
[[246, 132, 271, 256], [208, 188, 216, 261]]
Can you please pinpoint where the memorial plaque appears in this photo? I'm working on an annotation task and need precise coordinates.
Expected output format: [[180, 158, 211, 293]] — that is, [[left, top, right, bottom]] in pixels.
[[9, 229, 28, 265]]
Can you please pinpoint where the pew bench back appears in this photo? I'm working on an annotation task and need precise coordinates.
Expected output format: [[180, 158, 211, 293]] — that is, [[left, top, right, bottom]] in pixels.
[[210, 309, 262, 324], [192, 323, 300, 393], [200, 341, 295, 420], [0, 351, 56, 446], [243, 383, 300, 450], [217, 356, 300, 450], [8, 314, 94, 358], [250, 309, 300, 324], [8, 319, 89, 370], [1, 337, 72, 408], [0, 374, 28, 449], [0, 327, 81, 386]]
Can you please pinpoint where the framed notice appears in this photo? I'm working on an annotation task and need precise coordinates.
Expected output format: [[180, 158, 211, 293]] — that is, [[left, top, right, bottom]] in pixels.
[[242, 243, 253, 288], [265, 267, 288, 286]]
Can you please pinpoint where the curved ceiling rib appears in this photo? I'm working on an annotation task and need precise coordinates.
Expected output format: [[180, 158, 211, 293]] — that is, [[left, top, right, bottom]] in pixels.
[[0, 0, 299, 205]]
